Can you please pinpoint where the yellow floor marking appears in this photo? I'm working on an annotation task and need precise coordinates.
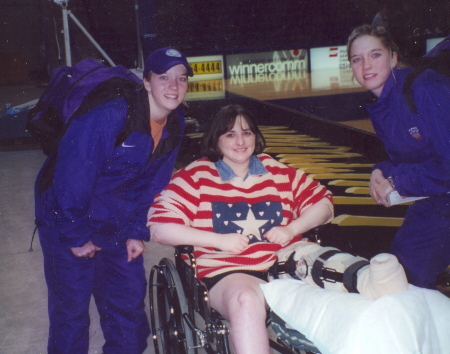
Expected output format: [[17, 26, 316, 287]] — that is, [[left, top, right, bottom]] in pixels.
[[288, 163, 373, 168], [309, 173, 370, 180], [280, 154, 363, 160], [332, 196, 376, 204], [345, 187, 370, 194], [265, 142, 331, 147], [266, 148, 353, 154], [332, 214, 403, 227], [284, 159, 331, 163], [264, 136, 323, 140], [260, 126, 291, 129], [259, 130, 299, 134], [277, 153, 362, 161], [296, 167, 354, 173], [263, 134, 321, 140], [328, 180, 369, 186]]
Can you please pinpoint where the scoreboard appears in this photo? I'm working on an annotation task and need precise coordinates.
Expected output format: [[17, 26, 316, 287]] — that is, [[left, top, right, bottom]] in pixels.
[[186, 55, 225, 100]]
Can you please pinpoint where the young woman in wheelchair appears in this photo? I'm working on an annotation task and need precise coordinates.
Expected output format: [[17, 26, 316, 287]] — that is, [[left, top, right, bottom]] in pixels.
[[147, 104, 333, 354]]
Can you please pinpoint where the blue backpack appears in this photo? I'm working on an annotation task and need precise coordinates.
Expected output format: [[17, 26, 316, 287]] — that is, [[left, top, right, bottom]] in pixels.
[[403, 36, 450, 114], [27, 58, 141, 155]]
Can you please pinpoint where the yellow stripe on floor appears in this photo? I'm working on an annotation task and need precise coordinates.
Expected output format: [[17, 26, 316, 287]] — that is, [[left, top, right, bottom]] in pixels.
[[344, 187, 370, 194], [265, 137, 326, 143], [332, 196, 376, 204], [266, 147, 352, 153], [259, 130, 301, 134], [332, 214, 403, 227], [277, 153, 362, 161], [265, 142, 331, 147], [296, 167, 354, 173], [259, 126, 291, 129], [263, 134, 321, 140], [328, 180, 369, 186], [309, 173, 370, 180], [288, 163, 373, 168]]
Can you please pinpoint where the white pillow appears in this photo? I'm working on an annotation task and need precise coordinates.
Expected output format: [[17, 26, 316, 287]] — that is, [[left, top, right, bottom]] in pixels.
[[261, 279, 450, 354]]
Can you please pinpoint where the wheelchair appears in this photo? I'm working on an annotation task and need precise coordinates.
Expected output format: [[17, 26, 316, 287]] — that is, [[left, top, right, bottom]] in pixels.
[[149, 243, 321, 354]]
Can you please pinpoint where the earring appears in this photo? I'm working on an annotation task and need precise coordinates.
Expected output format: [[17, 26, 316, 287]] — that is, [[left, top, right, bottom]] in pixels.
[[183, 100, 189, 108]]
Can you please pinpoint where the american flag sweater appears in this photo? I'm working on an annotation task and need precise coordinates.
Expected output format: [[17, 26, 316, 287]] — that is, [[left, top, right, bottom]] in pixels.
[[148, 154, 333, 279]]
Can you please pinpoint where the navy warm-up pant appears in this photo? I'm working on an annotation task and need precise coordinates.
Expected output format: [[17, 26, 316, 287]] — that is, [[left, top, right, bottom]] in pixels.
[[390, 195, 450, 289], [39, 227, 150, 354]]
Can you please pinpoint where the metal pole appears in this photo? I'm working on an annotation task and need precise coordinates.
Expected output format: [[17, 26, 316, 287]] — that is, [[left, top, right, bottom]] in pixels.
[[68, 11, 116, 67], [135, 0, 144, 70], [62, 5, 72, 66]]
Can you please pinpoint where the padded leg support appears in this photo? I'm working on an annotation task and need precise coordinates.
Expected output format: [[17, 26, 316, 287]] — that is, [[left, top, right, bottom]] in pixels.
[[275, 241, 408, 299], [357, 253, 408, 299]]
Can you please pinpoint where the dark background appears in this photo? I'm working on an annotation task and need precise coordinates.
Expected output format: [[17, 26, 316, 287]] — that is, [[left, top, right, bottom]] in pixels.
[[1, 0, 449, 83]]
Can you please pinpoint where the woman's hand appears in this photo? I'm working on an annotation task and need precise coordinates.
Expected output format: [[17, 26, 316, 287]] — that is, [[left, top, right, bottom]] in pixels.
[[126, 239, 146, 262], [264, 226, 295, 246], [151, 224, 250, 253], [217, 233, 250, 253], [71, 241, 102, 258], [369, 169, 394, 207]]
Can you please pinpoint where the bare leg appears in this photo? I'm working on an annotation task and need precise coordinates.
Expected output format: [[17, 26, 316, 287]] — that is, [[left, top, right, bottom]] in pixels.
[[209, 273, 270, 354]]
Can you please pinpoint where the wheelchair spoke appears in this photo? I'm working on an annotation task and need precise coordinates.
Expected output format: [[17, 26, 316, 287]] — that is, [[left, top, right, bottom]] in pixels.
[[149, 259, 197, 354]]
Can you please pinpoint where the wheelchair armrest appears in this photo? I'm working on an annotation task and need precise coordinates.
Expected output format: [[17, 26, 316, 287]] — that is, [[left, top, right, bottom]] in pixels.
[[303, 226, 322, 243], [175, 245, 194, 254]]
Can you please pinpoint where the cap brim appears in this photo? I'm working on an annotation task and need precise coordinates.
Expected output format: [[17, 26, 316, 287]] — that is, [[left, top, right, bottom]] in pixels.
[[155, 60, 194, 77]]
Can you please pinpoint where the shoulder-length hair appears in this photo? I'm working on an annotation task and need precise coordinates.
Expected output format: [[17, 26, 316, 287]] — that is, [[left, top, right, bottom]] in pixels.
[[201, 104, 266, 162]]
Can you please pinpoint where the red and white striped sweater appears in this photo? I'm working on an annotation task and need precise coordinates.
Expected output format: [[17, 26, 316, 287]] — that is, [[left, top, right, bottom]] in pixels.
[[148, 154, 333, 279]]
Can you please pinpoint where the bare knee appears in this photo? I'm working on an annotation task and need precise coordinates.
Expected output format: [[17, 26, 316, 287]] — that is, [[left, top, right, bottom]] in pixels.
[[209, 274, 267, 321], [227, 288, 266, 319]]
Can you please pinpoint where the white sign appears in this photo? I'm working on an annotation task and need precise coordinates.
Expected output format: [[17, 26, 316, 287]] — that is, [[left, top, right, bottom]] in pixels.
[[426, 37, 446, 53], [310, 68, 362, 90], [310, 45, 349, 71], [226, 49, 308, 77]]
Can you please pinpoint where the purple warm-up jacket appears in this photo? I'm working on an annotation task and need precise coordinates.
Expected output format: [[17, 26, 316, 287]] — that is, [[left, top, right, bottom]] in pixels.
[[34, 89, 185, 249]]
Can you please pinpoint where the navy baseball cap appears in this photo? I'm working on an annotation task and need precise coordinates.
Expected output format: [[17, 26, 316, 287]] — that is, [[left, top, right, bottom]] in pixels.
[[143, 47, 194, 78]]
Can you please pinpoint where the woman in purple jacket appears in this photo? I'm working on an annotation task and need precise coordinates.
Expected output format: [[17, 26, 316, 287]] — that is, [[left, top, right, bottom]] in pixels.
[[347, 25, 450, 290], [35, 47, 193, 353]]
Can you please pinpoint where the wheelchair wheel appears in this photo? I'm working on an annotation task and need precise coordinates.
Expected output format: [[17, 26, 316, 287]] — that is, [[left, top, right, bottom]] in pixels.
[[150, 258, 196, 354]]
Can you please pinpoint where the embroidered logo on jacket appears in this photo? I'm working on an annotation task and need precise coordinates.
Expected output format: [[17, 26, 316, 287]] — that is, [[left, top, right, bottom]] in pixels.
[[409, 127, 423, 140], [212, 201, 283, 245]]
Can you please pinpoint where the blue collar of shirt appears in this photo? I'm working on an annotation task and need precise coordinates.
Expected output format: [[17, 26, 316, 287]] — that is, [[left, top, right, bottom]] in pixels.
[[215, 155, 268, 181]]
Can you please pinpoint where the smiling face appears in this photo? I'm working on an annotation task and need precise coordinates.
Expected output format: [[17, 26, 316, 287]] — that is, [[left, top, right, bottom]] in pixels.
[[349, 35, 398, 97], [144, 64, 188, 121], [218, 115, 256, 171]]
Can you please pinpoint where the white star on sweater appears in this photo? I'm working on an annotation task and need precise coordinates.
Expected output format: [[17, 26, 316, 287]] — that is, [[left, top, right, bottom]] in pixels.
[[232, 207, 268, 241]]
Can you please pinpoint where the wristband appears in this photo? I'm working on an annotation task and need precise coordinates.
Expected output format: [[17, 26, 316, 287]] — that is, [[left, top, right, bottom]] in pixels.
[[387, 176, 396, 190]]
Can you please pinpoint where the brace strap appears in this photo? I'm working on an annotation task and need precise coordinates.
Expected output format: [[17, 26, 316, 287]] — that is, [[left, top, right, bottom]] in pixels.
[[343, 260, 370, 293], [311, 250, 344, 288], [273, 252, 298, 279]]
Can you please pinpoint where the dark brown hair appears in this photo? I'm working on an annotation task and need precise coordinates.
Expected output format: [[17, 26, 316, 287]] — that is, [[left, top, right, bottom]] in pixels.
[[201, 104, 266, 162]]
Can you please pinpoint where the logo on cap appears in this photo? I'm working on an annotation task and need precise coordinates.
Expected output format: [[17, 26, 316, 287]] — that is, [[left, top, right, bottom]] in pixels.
[[166, 49, 182, 57]]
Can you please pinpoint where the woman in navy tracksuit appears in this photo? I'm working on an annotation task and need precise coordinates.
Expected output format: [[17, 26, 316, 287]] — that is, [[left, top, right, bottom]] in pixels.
[[347, 25, 450, 289], [35, 47, 193, 353]]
